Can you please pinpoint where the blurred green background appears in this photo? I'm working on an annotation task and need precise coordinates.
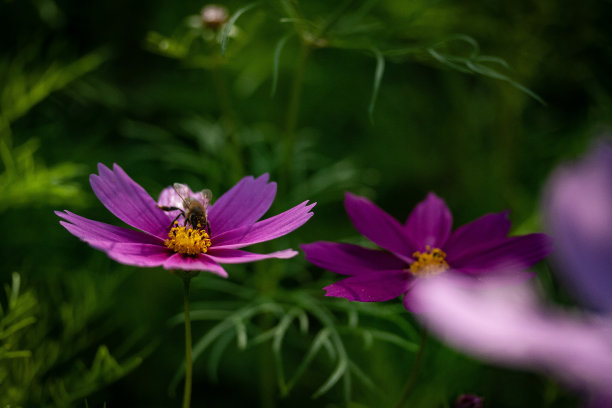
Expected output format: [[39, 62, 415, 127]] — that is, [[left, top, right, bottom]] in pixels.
[[1, 0, 609, 406]]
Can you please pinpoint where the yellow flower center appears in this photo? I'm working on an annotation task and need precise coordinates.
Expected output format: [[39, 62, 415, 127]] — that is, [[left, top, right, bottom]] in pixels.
[[164, 223, 211, 256], [409, 246, 449, 276]]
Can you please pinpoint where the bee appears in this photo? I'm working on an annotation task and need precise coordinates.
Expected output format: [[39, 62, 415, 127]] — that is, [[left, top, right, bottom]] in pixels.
[[159, 183, 212, 234]]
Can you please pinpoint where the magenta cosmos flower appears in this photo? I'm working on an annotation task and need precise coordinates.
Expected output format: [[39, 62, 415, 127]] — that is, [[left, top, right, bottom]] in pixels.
[[301, 192, 552, 311], [56, 163, 315, 277]]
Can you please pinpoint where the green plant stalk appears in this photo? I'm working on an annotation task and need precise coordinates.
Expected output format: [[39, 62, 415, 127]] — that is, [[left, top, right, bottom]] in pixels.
[[280, 42, 311, 190], [394, 330, 427, 408], [211, 56, 244, 181], [183, 276, 194, 408]]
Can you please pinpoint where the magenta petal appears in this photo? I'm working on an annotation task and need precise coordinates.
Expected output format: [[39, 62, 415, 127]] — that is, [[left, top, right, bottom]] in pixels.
[[401, 281, 421, 312], [206, 248, 297, 263], [323, 271, 412, 302], [444, 211, 511, 259], [207, 174, 277, 235], [102, 243, 170, 267], [404, 192, 453, 250], [450, 233, 553, 275], [90, 164, 169, 239], [212, 201, 315, 249], [57, 211, 162, 246], [301, 242, 407, 276], [344, 193, 414, 262], [163, 253, 228, 277]]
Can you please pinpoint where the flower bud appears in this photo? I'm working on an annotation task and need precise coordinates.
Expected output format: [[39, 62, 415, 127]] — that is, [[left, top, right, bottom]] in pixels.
[[200, 5, 229, 29]]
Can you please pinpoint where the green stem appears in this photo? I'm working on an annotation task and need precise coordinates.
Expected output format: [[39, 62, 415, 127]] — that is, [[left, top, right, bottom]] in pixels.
[[394, 330, 428, 408], [280, 42, 311, 189], [211, 57, 244, 180], [182, 277, 193, 408]]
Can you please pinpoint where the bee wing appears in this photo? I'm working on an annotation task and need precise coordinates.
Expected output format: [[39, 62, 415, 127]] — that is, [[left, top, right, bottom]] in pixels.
[[198, 189, 212, 212], [172, 183, 192, 208]]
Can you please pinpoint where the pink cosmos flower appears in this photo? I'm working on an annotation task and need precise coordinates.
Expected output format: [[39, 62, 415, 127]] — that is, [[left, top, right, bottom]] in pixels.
[[56, 163, 315, 277], [301, 192, 552, 311]]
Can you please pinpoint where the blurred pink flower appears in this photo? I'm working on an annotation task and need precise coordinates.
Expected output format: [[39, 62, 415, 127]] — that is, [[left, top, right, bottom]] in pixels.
[[413, 275, 612, 399], [57, 163, 314, 277], [544, 141, 612, 313]]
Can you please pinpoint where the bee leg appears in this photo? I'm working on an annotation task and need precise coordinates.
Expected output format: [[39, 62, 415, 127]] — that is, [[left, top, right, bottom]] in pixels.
[[164, 210, 185, 229], [158, 205, 181, 212], [205, 220, 212, 236]]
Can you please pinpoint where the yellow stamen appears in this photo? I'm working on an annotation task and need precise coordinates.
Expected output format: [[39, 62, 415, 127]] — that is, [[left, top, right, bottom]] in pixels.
[[164, 223, 211, 255], [409, 246, 449, 276]]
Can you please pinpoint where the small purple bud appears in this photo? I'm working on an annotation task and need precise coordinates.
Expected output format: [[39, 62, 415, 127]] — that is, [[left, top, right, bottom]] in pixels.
[[454, 394, 484, 408], [200, 5, 228, 29]]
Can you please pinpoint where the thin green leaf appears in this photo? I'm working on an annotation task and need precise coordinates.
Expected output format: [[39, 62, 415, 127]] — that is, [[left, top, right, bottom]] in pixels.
[[428, 49, 472, 74], [271, 34, 293, 97], [221, 2, 258, 56], [475, 55, 511, 69], [272, 308, 301, 391], [368, 47, 385, 123], [312, 358, 348, 398], [207, 330, 235, 382], [284, 328, 331, 394], [348, 360, 378, 392], [347, 307, 358, 328], [297, 309, 309, 333], [466, 61, 546, 105], [368, 329, 419, 352], [234, 319, 248, 350]]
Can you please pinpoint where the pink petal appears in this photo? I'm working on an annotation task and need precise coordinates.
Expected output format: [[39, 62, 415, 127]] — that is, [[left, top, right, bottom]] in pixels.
[[89, 164, 169, 239], [404, 192, 453, 250], [544, 142, 612, 313], [444, 211, 511, 260], [163, 253, 228, 277], [207, 174, 277, 235], [101, 243, 170, 267], [212, 201, 315, 249], [323, 271, 412, 302], [301, 242, 407, 276], [413, 275, 612, 399], [57, 211, 162, 246], [158, 185, 184, 209], [206, 248, 297, 263], [344, 193, 414, 262], [449, 233, 553, 274]]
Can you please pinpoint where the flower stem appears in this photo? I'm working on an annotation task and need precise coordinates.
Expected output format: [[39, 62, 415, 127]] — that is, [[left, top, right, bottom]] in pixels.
[[182, 276, 194, 408], [280, 42, 311, 190], [394, 330, 428, 408]]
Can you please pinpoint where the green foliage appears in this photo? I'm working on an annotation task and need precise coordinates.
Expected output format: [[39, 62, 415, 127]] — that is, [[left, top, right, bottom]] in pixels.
[[168, 274, 418, 404], [0, 47, 108, 212], [0, 272, 146, 408]]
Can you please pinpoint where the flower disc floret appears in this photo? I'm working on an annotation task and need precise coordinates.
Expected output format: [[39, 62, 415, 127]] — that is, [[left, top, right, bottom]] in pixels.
[[165, 223, 211, 255], [410, 246, 449, 276]]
